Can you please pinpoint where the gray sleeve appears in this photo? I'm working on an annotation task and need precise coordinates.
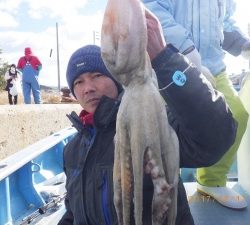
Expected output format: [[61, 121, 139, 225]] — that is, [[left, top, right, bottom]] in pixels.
[[222, 30, 248, 56]]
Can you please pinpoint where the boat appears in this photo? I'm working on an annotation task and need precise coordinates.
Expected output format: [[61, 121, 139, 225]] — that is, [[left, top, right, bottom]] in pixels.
[[1, 74, 250, 225], [0, 127, 77, 225]]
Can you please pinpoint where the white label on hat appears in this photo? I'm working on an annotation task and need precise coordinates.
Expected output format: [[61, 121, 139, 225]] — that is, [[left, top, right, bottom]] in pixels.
[[76, 62, 86, 67]]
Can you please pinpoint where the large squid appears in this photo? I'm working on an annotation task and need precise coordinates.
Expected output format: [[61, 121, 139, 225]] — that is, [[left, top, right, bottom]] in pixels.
[[101, 0, 179, 224]]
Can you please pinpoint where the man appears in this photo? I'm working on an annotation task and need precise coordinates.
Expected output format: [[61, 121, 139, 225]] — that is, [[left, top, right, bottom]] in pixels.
[[143, 0, 250, 209], [58, 11, 236, 225], [17, 47, 42, 104]]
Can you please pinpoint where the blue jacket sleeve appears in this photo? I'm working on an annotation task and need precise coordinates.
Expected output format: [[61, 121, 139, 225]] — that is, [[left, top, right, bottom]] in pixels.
[[143, 0, 194, 52], [152, 44, 237, 168]]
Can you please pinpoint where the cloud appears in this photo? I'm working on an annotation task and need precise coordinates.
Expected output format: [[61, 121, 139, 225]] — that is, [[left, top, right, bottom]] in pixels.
[[0, 11, 19, 28], [26, 0, 89, 20], [1, 0, 249, 87], [0, 0, 107, 87], [0, 0, 22, 10], [0, 0, 22, 29]]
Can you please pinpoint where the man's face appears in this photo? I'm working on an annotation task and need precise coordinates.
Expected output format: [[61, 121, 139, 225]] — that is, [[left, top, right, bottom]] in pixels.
[[73, 72, 118, 113]]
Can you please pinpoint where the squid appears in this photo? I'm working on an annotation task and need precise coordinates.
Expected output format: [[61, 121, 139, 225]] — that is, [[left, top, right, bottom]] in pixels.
[[101, 0, 179, 224]]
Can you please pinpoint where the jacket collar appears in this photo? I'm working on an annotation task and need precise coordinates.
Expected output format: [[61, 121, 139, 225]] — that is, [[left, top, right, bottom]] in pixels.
[[68, 95, 121, 132], [94, 95, 120, 129]]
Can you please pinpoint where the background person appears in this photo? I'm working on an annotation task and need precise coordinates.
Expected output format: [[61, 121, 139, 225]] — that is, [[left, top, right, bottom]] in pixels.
[[17, 47, 42, 104], [4, 64, 20, 105], [143, 0, 250, 209]]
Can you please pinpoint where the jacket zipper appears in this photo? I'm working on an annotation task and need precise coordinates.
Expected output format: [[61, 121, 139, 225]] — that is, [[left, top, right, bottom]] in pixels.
[[79, 129, 97, 224], [101, 170, 112, 225]]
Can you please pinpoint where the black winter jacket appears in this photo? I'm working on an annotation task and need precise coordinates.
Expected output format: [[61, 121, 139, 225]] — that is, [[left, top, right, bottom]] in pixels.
[[58, 44, 237, 225]]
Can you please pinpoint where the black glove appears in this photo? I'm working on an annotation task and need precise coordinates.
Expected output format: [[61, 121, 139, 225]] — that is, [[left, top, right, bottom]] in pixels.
[[241, 41, 250, 60]]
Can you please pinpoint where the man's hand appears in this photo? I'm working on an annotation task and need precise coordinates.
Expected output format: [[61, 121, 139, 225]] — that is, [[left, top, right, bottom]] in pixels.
[[201, 66, 216, 88], [241, 41, 250, 60], [145, 8, 166, 61]]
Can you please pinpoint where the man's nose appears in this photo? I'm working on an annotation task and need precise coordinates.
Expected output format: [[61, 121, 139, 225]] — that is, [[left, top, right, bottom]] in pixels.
[[83, 80, 96, 94]]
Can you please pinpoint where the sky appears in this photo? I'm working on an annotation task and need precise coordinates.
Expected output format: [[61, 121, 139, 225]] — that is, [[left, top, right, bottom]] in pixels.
[[0, 0, 250, 88]]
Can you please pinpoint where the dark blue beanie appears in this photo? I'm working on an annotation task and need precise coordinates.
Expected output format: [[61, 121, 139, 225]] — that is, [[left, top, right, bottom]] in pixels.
[[66, 45, 122, 97]]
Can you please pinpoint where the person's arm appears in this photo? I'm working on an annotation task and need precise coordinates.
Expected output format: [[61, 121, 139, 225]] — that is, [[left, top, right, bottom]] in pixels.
[[222, 31, 249, 56], [143, 0, 194, 53], [37, 65, 42, 72], [222, 0, 250, 58], [4, 71, 12, 81], [36, 56, 42, 71], [31, 56, 42, 72], [146, 8, 237, 168], [152, 46, 236, 168], [143, 0, 217, 86], [17, 57, 25, 72]]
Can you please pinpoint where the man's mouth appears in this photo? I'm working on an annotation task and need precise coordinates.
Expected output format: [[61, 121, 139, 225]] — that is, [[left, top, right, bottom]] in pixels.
[[86, 98, 99, 104]]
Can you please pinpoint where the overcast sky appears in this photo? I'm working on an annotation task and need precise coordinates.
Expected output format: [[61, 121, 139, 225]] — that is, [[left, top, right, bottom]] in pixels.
[[0, 0, 107, 87], [0, 0, 249, 87]]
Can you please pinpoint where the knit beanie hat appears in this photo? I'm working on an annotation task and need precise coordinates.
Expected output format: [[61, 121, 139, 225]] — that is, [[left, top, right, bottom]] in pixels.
[[66, 45, 123, 97]]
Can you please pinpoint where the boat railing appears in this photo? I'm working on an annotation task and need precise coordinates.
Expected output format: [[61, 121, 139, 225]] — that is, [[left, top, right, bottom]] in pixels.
[[0, 127, 77, 225]]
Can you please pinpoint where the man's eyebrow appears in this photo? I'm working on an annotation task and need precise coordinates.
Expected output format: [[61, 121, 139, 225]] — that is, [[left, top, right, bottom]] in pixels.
[[74, 79, 81, 83]]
